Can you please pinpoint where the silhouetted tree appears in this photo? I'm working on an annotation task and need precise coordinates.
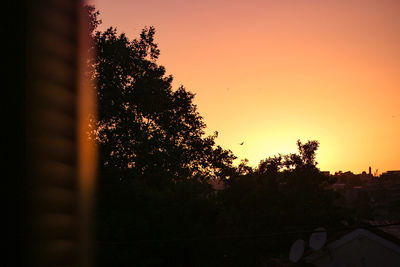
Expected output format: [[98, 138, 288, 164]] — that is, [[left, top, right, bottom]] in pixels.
[[282, 140, 320, 169], [86, 7, 238, 266], [88, 11, 235, 185], [218, 140, 349, 264]]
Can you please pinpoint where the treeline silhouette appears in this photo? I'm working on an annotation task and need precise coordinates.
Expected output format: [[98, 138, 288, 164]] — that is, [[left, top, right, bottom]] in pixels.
[[87, 6, 350, 266]]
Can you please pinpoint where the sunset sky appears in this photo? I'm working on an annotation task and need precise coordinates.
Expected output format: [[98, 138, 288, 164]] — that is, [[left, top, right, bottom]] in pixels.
[[90, 0, 399, 174]]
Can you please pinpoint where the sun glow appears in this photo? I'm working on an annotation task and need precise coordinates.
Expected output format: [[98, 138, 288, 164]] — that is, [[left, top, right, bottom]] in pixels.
[[92, 0, 400, 174]]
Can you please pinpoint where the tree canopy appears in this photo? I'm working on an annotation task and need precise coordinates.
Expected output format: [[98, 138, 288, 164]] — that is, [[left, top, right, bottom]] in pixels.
[[89, 17, 236, 185]]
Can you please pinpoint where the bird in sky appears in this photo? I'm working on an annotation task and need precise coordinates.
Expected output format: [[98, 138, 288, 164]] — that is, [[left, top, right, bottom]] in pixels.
[[239, 142, 244, 145]]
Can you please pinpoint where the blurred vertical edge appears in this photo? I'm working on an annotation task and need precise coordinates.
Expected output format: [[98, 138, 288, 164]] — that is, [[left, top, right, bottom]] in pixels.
[[78, 3, 98, 267], [7, 0, 97, 266]]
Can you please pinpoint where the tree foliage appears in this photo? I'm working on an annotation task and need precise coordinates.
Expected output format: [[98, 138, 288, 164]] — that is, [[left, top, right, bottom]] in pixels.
[[217, 140, 348, 263], [90, 18, 235, 185]]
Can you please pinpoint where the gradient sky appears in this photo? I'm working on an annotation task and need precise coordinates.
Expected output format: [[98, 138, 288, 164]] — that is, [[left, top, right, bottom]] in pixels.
[[90, 0, 399, 174]]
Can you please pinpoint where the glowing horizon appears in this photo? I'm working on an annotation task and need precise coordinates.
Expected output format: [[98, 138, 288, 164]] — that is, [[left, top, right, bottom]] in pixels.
[[90, 0, 400, 174]]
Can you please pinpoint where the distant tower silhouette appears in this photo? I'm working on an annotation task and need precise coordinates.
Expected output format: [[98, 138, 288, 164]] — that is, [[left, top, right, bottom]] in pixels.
[[369, 166, 372, 175]]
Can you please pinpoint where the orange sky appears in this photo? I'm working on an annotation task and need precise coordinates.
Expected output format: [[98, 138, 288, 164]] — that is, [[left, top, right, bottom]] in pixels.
[[90, 0, 399, 174]]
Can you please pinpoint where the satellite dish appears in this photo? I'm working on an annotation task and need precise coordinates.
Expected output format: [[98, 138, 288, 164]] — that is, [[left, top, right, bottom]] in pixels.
[[289, 239, 305, 263], [309, 227, 327, 250]]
